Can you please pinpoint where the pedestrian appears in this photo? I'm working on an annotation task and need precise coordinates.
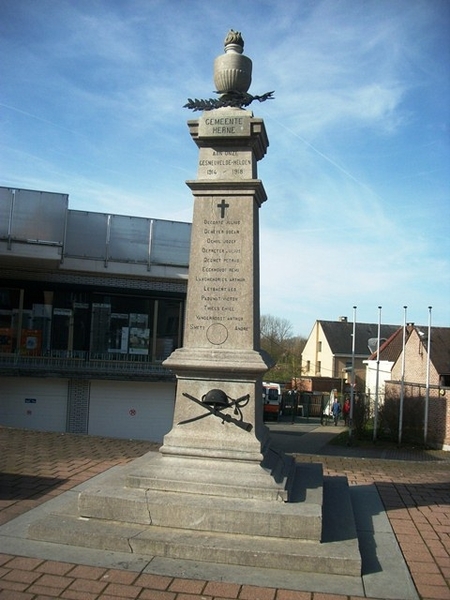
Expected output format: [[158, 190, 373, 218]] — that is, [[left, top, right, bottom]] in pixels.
[[342, 397, 350, 426], [332, 397, 341, 426]]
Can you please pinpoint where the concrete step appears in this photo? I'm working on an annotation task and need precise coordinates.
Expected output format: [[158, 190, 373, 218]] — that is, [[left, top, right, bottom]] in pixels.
[[78, 461, 323, 541], [27, 467, 361, 577], [28, 512, 360, 576]]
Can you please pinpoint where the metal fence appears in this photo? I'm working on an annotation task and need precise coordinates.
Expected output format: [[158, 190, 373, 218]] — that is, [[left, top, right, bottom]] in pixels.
[[0, 351, 171, 381]]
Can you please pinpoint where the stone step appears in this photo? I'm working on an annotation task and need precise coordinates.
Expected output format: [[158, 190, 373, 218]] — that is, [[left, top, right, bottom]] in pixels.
[[28, 511, 360, 576], [125, 450, 317, 502], [78, 465, 323, 541]]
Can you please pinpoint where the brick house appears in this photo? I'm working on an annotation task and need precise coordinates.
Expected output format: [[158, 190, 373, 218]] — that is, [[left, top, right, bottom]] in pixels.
[[384, 325, 450, 450], [364, 324, 415, 402]]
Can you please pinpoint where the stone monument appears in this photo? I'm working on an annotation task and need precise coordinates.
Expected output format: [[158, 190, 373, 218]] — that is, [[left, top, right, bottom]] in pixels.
[[161, 29, 280, 472], [29, 32, 361, 578]]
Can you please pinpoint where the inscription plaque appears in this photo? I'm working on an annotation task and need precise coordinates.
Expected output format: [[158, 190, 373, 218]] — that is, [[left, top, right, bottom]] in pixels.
[[198, 148, 254, 180], [198, 114, 251, 138]]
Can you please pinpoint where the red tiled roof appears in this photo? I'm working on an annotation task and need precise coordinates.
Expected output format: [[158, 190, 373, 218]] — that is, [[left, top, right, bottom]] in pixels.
[[368, 325, 450, 376]]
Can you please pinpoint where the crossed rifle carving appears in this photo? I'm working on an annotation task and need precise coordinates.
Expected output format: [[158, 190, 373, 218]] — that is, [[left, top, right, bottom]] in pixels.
[[179, 392, 253, 432]]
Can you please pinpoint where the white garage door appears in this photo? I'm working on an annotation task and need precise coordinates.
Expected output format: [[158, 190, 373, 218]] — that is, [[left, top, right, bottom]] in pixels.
[[0, 377, 68, 432], [88, 381, 175, 443]]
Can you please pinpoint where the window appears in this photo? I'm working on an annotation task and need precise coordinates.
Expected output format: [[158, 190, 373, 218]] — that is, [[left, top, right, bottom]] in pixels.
[[0, 287, 20, 352], [155, 299, 183, 361], [0, 284, 184, 362], [440, 375, 450, 387]]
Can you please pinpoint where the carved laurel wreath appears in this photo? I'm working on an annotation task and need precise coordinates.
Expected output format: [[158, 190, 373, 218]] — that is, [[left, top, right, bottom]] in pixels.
[[184, 90, 274, 112]]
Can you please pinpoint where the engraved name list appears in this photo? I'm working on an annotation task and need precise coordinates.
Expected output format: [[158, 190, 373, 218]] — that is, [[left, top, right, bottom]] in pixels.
[[190, 203, 249, 341]]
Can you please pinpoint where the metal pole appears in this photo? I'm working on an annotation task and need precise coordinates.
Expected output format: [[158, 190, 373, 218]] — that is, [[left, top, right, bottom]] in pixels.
[[424, 306, 432, 446], [398, 306, 407, 446], [373, 306, 382, 442], [348, 306, 356, 445]]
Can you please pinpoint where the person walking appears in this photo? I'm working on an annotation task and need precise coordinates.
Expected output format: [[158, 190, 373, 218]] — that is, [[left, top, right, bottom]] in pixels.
[[342, 397, 350, 426], [332, 397, 341, 426]]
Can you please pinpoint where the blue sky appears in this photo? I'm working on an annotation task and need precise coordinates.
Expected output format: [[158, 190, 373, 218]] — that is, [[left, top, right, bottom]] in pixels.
[[1, 0, 449, 337]]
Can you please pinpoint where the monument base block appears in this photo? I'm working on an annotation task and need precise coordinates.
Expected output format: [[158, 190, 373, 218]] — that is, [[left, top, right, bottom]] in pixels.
[[28, 450, 362, 577], [77, 454, 322, 540], [127, 449, 296, 502]]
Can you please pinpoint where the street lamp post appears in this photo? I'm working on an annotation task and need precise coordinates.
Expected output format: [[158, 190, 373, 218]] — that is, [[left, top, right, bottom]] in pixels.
[[398, 306, 407, 446], [424, 306, 432, 446], [373, 306, 382, 443], [348, 306, 357, 445]]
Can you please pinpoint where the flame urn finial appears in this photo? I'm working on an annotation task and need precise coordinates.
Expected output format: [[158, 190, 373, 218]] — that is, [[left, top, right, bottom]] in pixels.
[[224, 29, 244, 50], [183, 31, 274, 111], [214, 29, 252, 95]]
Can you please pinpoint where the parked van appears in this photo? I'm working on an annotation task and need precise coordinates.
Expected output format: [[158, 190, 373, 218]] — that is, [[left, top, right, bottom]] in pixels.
[[262, 382, 282, 421]]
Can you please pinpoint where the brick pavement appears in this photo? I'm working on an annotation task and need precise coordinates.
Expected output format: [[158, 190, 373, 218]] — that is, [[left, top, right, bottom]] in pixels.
[[0, 426, 449, 600]]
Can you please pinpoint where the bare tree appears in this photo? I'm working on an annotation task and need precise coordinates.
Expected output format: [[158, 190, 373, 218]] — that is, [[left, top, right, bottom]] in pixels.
[[260, 315, 306, 381], [260, 315, 292, 359]]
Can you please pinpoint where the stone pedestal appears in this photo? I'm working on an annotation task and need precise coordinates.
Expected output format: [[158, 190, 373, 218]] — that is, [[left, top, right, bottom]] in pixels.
[[123, 107, 294, 510], [161, 108, 275, 470]]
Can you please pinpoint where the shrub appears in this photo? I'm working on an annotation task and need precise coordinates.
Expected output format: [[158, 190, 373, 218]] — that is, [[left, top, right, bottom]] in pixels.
[[379, 391, 424, 444]]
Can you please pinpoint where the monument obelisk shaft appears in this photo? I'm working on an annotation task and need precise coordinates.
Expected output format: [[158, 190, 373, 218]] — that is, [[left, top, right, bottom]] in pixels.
[[162, 33, 274, 463]]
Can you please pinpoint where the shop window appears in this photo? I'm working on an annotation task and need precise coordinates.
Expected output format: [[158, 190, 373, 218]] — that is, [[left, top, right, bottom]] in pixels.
[[73, 302, 90, 353], [0, 284, 184, 363], [128, 313, 150, 355], [90, 293, 154, 358], [90, 303, 111, 355], [52, 308, 72, 351], [109, 313, 129, 354], [0, 288, 20, 352], [155, 299, 183, 361]]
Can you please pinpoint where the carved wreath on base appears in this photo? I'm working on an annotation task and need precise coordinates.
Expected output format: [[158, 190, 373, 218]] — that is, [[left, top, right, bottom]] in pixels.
[[184, 90, 274, 111]]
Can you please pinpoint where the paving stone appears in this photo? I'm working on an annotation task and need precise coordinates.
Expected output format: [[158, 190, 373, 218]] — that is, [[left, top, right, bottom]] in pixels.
[[133, 573, 173, 590], [239, 584, 276, 600], [168, 578, 207, 594], [1, 426, 449, 600]]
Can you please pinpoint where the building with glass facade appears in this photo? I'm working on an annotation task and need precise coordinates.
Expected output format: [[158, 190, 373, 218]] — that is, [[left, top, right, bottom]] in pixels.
[[0, 186, 190, 442]]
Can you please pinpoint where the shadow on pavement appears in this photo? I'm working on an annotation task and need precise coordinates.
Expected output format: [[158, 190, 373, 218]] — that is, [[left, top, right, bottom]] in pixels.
[[0, 473, 67, 500]]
